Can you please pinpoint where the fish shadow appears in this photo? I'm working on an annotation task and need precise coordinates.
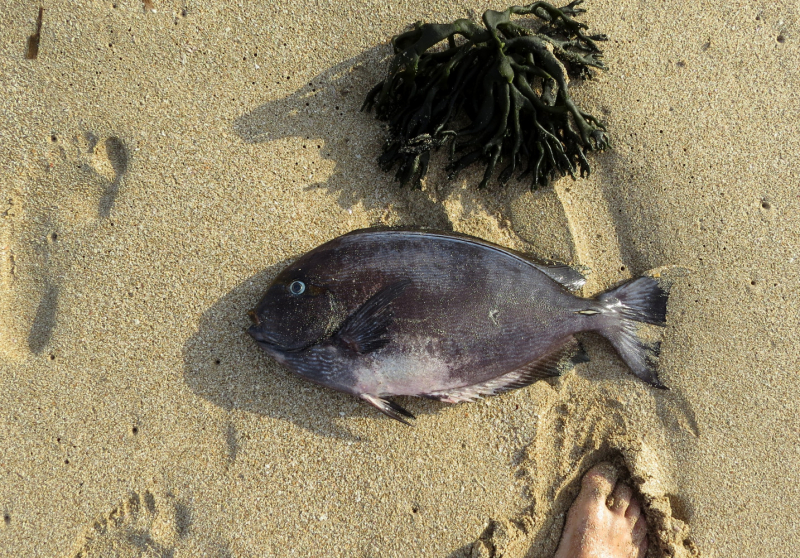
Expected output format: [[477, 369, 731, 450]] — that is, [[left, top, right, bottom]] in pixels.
[[182, 259, 443, 440]]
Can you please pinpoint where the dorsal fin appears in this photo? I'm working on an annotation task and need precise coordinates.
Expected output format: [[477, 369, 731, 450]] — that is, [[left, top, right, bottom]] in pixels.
[[342, 228, 587, 291], [424, 337, 588, 404], [333, 279, 412, 354]]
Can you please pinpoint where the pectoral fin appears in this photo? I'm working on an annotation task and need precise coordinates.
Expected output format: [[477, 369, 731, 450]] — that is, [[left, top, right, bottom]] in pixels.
[[333, 279, 412, 354]]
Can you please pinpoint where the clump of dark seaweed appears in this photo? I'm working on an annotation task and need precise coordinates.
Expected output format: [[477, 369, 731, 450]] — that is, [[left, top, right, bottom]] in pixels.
[[362, 1, 609, 190]]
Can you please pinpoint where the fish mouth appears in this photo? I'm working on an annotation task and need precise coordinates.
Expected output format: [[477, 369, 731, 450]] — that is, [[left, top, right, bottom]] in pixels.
[[247, 325, 316, 354], [247, 324, 282, 347]]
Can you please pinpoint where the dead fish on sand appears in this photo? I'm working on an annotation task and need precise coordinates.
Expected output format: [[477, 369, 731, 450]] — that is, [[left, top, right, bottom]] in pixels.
[[248, 228, 669, 424]]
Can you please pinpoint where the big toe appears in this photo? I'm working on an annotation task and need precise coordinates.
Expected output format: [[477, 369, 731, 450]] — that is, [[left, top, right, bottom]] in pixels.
[[577, 462, 620, 505]]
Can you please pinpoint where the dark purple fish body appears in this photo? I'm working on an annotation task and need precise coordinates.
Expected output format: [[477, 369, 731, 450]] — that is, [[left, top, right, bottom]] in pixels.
[[248, 229, 668, 424]]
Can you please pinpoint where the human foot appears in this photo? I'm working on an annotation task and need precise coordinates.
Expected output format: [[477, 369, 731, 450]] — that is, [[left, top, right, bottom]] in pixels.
[[553, 462, 648, 558]]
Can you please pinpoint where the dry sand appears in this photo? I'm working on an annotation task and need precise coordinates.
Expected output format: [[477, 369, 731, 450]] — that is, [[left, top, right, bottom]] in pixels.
[[1, 0, 798, 556]]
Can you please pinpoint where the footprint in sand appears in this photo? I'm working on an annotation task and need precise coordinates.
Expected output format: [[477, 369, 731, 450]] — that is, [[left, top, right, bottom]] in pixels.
[[0, 130, 128, 359], [463, 386, 699, 558], [67, 489, 191, 558], [88, 133, 129, 219]]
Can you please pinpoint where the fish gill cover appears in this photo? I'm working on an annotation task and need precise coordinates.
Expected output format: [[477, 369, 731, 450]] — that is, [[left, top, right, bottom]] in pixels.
[[362, 1, 610, 190]]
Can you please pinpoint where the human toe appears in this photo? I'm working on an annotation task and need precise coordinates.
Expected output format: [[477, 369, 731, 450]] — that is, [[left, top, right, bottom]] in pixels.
[[632, 514, 649, 555], [625, 493, 642, 522], [578, 462, 619, 504], [608, 482, 633, 514]]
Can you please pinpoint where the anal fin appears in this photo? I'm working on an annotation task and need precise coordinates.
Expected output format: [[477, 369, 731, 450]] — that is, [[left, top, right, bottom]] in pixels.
[[360, 394, 416, 426], [426, 337, 588, 404]]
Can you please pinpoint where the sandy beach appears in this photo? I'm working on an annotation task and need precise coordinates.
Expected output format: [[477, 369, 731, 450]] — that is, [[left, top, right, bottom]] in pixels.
[[1, 0, 798, 556]]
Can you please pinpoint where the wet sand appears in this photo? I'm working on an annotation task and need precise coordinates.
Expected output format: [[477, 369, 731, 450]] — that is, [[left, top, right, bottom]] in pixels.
[[0, 1, 797, 556]]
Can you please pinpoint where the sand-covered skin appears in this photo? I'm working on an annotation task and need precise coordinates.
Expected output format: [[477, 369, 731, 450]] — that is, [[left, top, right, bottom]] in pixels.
[[0, 1, 797, 556]]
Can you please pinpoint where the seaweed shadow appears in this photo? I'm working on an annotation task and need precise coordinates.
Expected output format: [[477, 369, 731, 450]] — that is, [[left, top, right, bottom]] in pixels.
[[596, 149, 671, 275], [182, 259, 442, 439], [233, 45, 459, 229], [232, 44, 541, 231]]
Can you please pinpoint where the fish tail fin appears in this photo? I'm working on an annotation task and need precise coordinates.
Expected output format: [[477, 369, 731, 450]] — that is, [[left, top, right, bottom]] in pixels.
[[596, 276, 669, 388]]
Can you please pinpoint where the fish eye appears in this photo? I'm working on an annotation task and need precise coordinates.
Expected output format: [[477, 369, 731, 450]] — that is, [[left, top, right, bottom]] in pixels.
[[289, 280, 306, 295]]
